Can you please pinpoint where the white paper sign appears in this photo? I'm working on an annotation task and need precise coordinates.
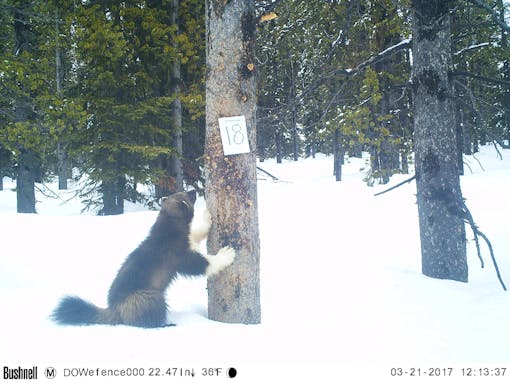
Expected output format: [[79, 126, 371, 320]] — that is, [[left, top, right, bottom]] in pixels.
[[218, 115, 251, 156]]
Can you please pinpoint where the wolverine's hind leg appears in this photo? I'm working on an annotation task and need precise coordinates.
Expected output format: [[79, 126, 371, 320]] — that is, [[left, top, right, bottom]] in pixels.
[[115, 290, 169, 328]]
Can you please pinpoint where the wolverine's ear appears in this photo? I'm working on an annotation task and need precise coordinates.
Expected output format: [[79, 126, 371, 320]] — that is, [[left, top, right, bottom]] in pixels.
[[186, 190, 197, 204], [160, 196, 168, 203]]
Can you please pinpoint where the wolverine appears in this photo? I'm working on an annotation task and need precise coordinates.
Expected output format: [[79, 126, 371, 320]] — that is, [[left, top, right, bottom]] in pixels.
[[52, 190, 235, 328]]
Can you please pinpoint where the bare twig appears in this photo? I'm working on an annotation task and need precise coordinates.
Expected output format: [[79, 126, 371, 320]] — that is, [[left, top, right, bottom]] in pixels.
[[471, 152, 486, 171], [490, 140, 504, 159], [374, 175, 415, 196], [461, 199, 507, 291], [374, 172, 507, 291], [463, 159, 474, 174], [462, 200, 485, 268], [256, 166, 279, 181], [35, 183, 60, 200], [476, 229, 507, 291]]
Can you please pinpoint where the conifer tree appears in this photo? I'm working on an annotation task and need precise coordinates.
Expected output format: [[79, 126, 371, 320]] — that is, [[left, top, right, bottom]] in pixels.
[[205, 0, 261, 324], [412, 0, 468, 282], [0, 0, 58, 213]]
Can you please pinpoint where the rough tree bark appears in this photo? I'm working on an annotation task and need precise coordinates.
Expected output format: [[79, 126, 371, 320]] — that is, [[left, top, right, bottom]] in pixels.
[[411, 0, 467, 282], [204, 0, 261, 324]]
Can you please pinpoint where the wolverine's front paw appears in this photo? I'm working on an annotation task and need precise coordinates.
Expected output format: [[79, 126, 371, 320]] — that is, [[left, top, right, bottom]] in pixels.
[[217, 246, 236, 265], [205, 246, 236, 277]]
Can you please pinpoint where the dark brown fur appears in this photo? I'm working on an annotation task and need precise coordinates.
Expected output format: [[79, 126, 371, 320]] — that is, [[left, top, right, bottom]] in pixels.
[[52, 190, 216, 328]]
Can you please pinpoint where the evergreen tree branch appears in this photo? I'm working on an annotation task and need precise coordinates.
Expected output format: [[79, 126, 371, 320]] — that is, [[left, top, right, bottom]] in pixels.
[[332, 38, 412, 78], [290, 38, 412, 114], [257, 0, 284, 20], [464, 0, 510, 32], [454, 79, 510, 150], [263, 0, 284, 14], [326, 0, 355, 60]]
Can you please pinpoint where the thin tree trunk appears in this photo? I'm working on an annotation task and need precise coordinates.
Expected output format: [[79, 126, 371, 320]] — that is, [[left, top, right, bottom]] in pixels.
[[499, 0, 510, 144], [57, 142, 68, 190], [100, 177, 124, 215], [0, 145, 11, 191], [116, 176, 125, 214], [289, 58, 298, 161], [170, 0, 184, 192], [333, 128, 343, 181], [401, 149, 409, 174], [55, 9, 68, 190], [272, 35, 283, 164], [100, 179, 116, 215], [275, 126, 283, 163], [16, 150, 36, 214], [205, 0, 261, 324], [412, 0, 467, 282], [14, 8, 37, 213], [454, 98, 465, 175]]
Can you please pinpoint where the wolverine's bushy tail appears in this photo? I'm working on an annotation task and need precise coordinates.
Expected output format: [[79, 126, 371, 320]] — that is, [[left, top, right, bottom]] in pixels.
[[52, 296, 117, 326]]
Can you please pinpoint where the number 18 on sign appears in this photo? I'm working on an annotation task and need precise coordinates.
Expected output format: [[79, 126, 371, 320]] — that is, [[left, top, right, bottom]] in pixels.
[[218, 115, 250, 156]]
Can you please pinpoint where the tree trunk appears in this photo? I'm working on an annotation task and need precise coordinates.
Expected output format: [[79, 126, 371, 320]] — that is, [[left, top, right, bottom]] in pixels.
[[272, 36, 283, 164], [57, 142, 68, 190], [14, 8, 37, 214], [100, 177, 124, 215], [204, 0, 261, 324], [100, 179, 116, 215], [504, 60, 510, 145], [55, 9, 68, 190], [289, 58, 298, 161], [499, 0, 510, 145], [454, 98, 464, 175], [333, 128, 343, 182], [275, 126, 283, 163], [411, 0, 467, 282], [0, 146, 12, 191], [16, 150, 36, 214], [401, 149, 409, 174], [170, 0, 184, 192]]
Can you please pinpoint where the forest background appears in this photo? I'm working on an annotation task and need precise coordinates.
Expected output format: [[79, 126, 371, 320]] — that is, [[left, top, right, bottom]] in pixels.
[[0, 0, 509, 214]]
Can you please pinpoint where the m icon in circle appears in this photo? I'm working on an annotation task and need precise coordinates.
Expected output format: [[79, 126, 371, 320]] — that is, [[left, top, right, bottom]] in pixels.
[[44, 367, 56, 379]]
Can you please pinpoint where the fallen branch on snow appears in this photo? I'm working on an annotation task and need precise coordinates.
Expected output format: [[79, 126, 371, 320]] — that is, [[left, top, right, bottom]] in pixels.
[[374, 173, 507, 291]]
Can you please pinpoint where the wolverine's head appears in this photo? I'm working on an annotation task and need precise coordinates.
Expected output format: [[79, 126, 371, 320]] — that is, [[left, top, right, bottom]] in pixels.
[[160, 190, 197, 221]]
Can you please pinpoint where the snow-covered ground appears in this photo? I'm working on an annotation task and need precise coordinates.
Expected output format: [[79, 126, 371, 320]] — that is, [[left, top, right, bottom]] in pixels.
[[1, 146, 509, 382]]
